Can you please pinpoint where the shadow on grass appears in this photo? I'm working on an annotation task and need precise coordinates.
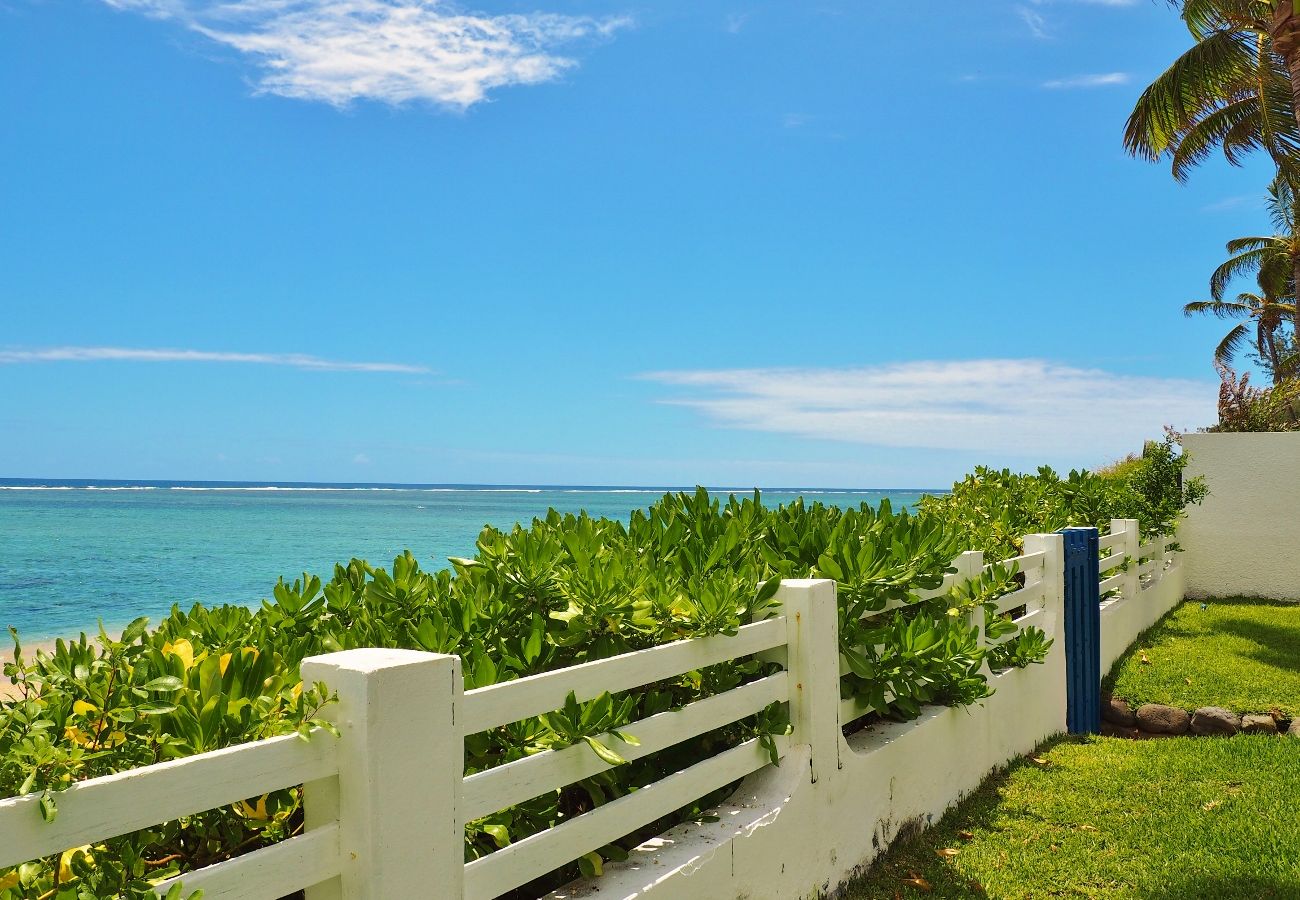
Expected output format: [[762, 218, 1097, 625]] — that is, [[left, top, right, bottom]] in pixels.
[[837, 738, 1081, 900], [1102, 603, 1188, 695], [1103, 598, 1300, 697], [1215, 616, 1300, 675], [1138, 875, 1300, 899]]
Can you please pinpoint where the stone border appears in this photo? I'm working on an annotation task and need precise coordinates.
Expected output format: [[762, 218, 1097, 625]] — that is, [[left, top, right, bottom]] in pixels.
[[1102, 697, 1299, 738]]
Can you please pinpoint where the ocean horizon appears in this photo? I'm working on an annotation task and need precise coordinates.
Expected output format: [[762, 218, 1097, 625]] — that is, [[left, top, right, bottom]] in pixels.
[[0, 479, 943, 643]]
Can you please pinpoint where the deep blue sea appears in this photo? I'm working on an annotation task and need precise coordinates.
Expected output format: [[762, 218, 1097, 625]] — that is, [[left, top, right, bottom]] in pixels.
[[0, 480, 936, 642]]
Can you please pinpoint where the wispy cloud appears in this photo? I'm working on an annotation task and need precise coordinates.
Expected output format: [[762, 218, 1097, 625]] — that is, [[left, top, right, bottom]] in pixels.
[[0, 346, 430, 373], [1042, 72, 1130, 89], [1201, 195, 1262, 213], [1016, 5, 1051, 39], [101, 0, 631, 109], [724, 12, 749, 34], [641, 360, 1215, 456]]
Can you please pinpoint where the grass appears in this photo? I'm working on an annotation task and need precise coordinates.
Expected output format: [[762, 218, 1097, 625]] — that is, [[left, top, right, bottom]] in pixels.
[[1105, 598, 1300, 717], [840, 734, 1300, 899]]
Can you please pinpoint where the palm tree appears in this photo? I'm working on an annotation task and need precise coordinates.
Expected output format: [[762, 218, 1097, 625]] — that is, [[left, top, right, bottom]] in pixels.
[[1124, 2, 1300, 183], [1184, 291, 1295, 378], [1125, 2, 1300, 343], [1186, 179, 1298, 380]]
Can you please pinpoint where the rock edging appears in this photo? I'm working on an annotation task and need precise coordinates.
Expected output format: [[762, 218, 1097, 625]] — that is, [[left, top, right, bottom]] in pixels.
[[1101, 697, 1292, 739]]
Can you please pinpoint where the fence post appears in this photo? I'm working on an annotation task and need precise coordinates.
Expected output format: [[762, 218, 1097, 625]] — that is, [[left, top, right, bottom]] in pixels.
[[777, 579, 841, 783], [1058, 528, 1101, 734], [960, 551, 986, 648], [301, 648, 462, 899], [1112, 518, 1140, 600], [1022, 533, 1064, 616]]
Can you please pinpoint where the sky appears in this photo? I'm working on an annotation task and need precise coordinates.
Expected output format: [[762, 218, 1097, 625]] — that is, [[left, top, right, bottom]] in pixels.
[[0, 0, 1282, 488]]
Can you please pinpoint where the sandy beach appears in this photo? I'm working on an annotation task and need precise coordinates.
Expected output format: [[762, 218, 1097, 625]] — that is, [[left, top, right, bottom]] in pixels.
[[1, 638, 63, 700]]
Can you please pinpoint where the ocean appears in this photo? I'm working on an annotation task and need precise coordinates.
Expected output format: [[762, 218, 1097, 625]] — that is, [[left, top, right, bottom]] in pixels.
[[0, 480, 936, 642]]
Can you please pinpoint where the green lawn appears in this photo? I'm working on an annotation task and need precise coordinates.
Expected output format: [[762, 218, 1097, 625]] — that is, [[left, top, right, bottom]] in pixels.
[[1106, 598, 1300, 717], [841, 735, 1300, 899]]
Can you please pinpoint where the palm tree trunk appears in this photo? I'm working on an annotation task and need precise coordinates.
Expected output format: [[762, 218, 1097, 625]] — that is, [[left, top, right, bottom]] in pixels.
[[1270, 3, 1300, 360]]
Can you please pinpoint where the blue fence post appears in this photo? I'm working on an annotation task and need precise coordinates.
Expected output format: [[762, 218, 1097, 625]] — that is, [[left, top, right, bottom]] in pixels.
[[1059, 527, 1101, 734]]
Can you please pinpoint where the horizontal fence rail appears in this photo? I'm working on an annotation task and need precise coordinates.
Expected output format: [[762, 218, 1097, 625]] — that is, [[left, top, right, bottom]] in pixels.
[[459, 602, 799, 899], [461, 617, 787, 736], [461, 672, 790, 822], [0, 731, 338, 872]]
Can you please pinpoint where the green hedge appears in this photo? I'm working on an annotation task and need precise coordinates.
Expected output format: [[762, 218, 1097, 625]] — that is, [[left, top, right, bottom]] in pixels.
[[1, 447, 1200, 898]]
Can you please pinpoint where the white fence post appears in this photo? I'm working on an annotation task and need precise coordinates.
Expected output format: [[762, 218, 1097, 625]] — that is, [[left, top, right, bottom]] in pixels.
[[1023, 533, 1063, 615], [1111, 518, 1140, 600], [960, 551, 986, 647], [301, 648, 462, 899], [777, 579, 841, 783]]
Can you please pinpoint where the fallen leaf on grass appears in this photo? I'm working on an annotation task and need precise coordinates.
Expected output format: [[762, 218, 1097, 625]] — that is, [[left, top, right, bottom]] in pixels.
[[957, 830, 975, 841], [1139, 652, 1151, 665], [902, 873, 932, 891], [1203, 800, 1222, 811], [936, 848, 960, 858], [1184, 678, 1192, 685], [1030, 756, 1050, 766], [1078, 824, 1097, 832]]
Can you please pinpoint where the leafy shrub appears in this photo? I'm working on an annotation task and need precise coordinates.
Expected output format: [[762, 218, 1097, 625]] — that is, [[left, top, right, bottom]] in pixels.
[[918, 433, 1206, 561], [5, 481, 1147, 898], [1207, 365, 1300, 432]]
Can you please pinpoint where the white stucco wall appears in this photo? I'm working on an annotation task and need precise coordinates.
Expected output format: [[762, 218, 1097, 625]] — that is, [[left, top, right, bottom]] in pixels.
[[1181, 433, 1300, 600]]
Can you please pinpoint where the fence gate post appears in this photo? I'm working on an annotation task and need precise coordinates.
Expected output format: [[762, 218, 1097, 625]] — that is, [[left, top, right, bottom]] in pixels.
[[777, 579, 841, 783], [1058, 528, 1101, 735], [301, 648, 463, 899]]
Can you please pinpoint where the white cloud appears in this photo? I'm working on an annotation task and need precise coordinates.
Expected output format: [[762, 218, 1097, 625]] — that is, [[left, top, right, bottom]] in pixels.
[[1201, 195, 1261, 213], [1042, 72, 1130, 89], [724, 12, 749, 34], [0, 346, 429, 373], [353, 452, 372, 464], [1016, 5, 1050, 39], [102, 0, 631, 108], [641, 360, 1216, 457]]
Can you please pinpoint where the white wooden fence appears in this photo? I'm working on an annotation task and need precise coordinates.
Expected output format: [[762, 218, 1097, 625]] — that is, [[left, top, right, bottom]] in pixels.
[[0, 521, 1188, 899]]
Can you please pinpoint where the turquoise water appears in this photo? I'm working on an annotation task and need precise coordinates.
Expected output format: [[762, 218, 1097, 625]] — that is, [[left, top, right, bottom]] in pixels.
[[0, 480, 934, 641]]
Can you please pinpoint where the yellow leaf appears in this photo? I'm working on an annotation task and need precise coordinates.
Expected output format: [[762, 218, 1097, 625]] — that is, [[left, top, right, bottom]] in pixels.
[[1030, 756, 1050, 766], [1139, 652, 1151, 665], [936, 848, 960, 858], [167, 639, 192, 665], [957, 830, 975, 841], [0, 869, 18, 891], [1203, 800, 1222, 811], [64, 725, 91, 746], [1079, 824, 1097, 831], [72, 699, 97, 716], [236, 795, 271, 821], [219, 653, 233, 676], [58, 846, 92, 881], [583, 851, 603, 877], [163, 638, 195, 670], [292, 681, 304, 700], [901, 874, 932, 892]]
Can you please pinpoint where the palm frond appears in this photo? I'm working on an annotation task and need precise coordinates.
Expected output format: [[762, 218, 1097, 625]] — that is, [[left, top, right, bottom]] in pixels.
[[1124, 30, 1260, 166], [1185, 299, 1253, 318], [1214, 321, 1252, 365], [1209, 247, 1267, 300]]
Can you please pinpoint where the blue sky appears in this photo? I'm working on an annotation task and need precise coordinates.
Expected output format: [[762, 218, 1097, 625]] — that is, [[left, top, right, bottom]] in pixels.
[[0, 0, 1279, 487]]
